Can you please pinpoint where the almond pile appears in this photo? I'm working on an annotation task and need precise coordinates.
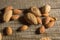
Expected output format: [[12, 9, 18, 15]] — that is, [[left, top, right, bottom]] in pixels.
[[0, 4, 57, 38]]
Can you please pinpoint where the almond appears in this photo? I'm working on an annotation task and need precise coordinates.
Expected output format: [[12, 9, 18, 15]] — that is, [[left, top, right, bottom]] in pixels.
[[50, 17, 57, 21], [13, 9, 23, 15], [11, 15, 20, 20], [0, 33, 2, 40], [20, 25, 28, 31], [45, 21, 55, 28], [31, 6, 41, 17], [42, 4, 51, 13], [25, 13, 38, 24], [3, 6, 13, 22], [39, 25, 45, 34], [36, 17, 42, 24], [6, 26, 13, 35], [44, 16, 51, 25]]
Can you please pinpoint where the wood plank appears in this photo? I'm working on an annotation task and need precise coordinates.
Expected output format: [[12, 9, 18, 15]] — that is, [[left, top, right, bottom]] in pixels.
[[0, 9, 60, 40], [0, 0, 60, 9]]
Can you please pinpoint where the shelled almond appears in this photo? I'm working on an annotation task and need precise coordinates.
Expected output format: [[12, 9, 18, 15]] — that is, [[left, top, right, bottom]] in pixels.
[[31, 6, 42, 17], [42, 4, 51, 13], [13, 9, 23, 15], [6, 26, 13, 35], [43, 16, 50, 25], [45, 21, 55, 28], [25, 13, 38, 24], [39, 25, 45, 34], [36, 17, 42, 24], [3, 6, 13, 22], [11, 15, 20, 20], [19, 25, 28, 31]]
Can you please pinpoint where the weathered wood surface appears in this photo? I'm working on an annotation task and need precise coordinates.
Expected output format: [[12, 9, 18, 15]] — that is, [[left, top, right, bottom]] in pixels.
[[0, 0, 60, 9], [0, 0, 60, 40]]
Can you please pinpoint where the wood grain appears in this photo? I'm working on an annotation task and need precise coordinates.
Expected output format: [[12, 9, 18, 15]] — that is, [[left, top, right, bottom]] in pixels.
[[0, 0, 60, 40], [0, 9, 59, 40], [0, 0, 60, 9]]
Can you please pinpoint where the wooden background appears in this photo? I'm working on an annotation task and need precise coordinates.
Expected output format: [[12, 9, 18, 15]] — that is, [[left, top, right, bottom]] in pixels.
[[0, 0, 60, 40]]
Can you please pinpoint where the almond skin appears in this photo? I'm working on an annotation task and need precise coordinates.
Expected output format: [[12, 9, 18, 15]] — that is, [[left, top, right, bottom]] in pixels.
[[36, 17, 42, 24], [31, 6, 42, 17], [45, 21, 55, 28], [11, 15, 20, 20], [39, 25, 45, 34], [0, 33, 2, 40], [6, 26, 13, 35], [20, 25, 28, 31], [13, 9, 23, 15], [25, 13, 38, 24], [3, 10, 12, 22]]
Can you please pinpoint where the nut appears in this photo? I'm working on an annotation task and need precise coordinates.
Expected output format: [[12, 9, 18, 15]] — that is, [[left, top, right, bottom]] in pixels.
[[11, 15, 20, 20], [40, 37, 51, 40], [36, 17, 42, 24], [6, 26, 13, 35], [45, 21, 55, 28], [50, 17, 57, 21], [20, 25, 28, 31], [25, 13, 38, 24], [31, 6, 42, 17], [39, 25, 45, 34], [13, 9, 23, 15], [0, 33, 2, 40], [3, 6, 13, 22], [44, 16, 51, 25], [42, 4, 51, 13]]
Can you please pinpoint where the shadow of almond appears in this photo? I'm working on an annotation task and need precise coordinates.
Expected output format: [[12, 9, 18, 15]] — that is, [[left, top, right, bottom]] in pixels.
[[16, 27, 21, 32], [0, 8, 5, 23], [35, 28, 41, 34], [18, 16, 31, 25], [23, 9, 30, 15], [3, 27, 7, 36]]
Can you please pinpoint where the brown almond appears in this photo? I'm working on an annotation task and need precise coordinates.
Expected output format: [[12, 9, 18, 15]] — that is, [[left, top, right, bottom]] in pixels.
[[0, 33, 2, 40], [36, 17, 42, 24], [3, 10, 12, 22], [13, 9, 23, 15], [42, 4, 51, 13], [31, 6, 42, 17], [6, 26, 13, 35], [11, 15, 20, 20], [20, 25, 28, 31], [44, 16, 51, 25], [25, 13, 38, 24], [50, 17, 57, 21], [45, 21, 55, 28], [39, 25, 45, 34]]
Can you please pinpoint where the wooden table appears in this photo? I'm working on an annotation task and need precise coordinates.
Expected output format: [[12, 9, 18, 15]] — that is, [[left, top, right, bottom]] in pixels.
[[0, 0, 60, 40]]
